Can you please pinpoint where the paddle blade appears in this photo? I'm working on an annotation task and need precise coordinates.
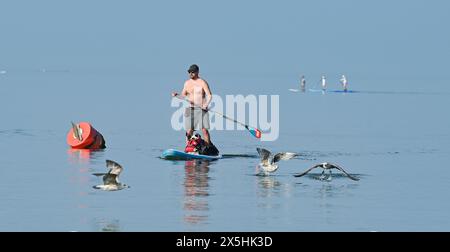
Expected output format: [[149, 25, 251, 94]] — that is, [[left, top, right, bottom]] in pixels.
[[248, 127, 262, 139]]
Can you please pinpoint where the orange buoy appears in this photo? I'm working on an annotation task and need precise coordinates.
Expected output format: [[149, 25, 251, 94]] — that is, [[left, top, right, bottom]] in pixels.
[[88, 132, 106, 149], [66, 122, 106, 149]]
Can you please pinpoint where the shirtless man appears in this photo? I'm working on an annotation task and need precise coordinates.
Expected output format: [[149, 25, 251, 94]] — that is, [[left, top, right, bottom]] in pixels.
[[172, 64, 213, 145], [300, 75, 306, 92]]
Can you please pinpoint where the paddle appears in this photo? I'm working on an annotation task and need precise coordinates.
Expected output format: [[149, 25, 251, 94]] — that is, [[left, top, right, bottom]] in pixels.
[[174, 94, 261, 139]]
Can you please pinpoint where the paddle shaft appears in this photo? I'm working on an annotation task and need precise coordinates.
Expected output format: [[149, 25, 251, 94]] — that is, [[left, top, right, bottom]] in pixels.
[[175, 95, 252, 130]]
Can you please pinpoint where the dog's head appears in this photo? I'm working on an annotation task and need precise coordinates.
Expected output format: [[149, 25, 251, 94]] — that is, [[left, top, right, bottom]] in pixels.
[[190, 133, 202, 141]]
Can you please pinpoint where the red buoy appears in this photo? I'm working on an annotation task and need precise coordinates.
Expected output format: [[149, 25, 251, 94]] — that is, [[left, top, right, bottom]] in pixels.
[[67, 122, 106, 149]]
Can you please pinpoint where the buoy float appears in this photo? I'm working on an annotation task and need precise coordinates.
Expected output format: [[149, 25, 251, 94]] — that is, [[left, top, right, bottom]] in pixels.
[[66, 122, 106, 149]]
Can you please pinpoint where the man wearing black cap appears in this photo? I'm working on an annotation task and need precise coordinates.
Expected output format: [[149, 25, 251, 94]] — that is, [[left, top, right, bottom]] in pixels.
[[172, 64, 219, 155]]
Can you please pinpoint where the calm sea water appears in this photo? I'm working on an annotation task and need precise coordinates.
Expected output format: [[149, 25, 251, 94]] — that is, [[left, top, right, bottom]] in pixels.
[[1, 71, 449, 231]]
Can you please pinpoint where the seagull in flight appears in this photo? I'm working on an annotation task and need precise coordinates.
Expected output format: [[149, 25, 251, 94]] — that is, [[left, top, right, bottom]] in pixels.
[[256, 148, 297, 176], [293, 162, 359, 181], [93, 160, 130, 191]]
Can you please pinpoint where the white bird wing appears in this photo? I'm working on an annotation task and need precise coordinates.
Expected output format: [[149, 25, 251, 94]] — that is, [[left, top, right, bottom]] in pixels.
[[293, 164, 321, 177], [273, 152, 297, 163], [256, 148, 272, 165], [106, 160, 123, 176]]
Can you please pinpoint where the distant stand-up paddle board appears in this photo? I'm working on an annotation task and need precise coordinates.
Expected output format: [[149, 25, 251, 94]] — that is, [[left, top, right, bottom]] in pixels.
[[329, 90, 359, 93], [309, 88, 326, 93], [308, 88, 358, 93], [288, 88, 299, 92]]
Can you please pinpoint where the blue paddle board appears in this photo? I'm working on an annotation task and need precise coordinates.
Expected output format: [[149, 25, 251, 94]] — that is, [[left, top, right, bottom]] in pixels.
[[329, 90, 359, 93], [309, 89, 358, 93], [161, 149, 222, 160]]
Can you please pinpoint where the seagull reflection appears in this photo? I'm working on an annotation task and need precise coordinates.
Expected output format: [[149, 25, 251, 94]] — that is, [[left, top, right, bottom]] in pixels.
[[258, 176, 282, 190], [255, 166, 285, 200], [93, 218, 121, 232]]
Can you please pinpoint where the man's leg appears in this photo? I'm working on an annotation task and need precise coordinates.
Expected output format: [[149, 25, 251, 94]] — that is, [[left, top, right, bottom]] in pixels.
[[186, 129, 194, 143], [185, 107, 195, 143], [201, 109, 211, 145]]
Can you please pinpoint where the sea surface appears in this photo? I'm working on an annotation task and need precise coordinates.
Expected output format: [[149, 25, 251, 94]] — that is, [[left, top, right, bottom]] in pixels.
[[1, 70, 449, 231]]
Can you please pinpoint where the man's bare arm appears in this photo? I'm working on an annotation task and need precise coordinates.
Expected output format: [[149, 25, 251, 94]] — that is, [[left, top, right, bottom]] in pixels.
[[172, 82, 188, 98]]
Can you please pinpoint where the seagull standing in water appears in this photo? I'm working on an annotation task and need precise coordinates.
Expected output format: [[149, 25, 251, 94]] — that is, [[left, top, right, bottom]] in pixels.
[[293, 162, 359, 181], [256, 148, 297, 176], [93, 160, 130, 191], [71, 121, 82, 141]]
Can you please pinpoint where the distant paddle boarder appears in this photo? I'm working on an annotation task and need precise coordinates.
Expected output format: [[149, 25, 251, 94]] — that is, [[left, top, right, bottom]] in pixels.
[[300, 75, 306, 92], [321, 75, 327, 91], [340, 74, 348, 92], [172, 64, 219, 156]]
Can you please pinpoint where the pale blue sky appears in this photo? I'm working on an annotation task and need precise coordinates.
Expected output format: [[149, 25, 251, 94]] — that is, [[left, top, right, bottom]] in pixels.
[[1, 0, 449, 85]]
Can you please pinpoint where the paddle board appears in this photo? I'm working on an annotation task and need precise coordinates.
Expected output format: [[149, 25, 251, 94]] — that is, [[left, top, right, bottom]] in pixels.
[[309, 89, 358, 93], [329, 90, 359, 93], [288, 88, 299, 92], [161, 149, 222, 160], [308, 88, 326, 92]]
